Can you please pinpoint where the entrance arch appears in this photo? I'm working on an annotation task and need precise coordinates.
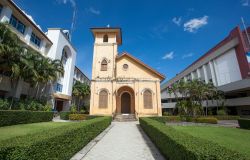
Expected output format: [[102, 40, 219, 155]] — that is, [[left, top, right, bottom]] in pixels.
[[116, 86, 135, 114]]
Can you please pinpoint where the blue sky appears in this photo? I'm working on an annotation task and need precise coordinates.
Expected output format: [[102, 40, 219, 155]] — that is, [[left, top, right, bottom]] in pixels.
[[13, 0, 250, 83]]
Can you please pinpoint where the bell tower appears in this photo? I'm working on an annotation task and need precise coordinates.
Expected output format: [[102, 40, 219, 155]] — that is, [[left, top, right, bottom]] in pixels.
[[90, 27, 122, 80]]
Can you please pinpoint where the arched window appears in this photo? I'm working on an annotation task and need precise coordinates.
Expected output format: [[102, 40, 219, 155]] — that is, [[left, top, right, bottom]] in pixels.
[[61, 48, 68, 65], [101, 59, 108, 71], [103, 34, 108, 42], [99, 90, 108, 108], [143, 90, 153, 109]]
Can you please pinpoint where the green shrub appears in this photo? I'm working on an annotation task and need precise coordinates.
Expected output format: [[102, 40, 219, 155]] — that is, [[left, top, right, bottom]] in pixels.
[[213, 115, 240, 120], [69, 114, 86, 120], [70, 104, 77, 113], [238, 118, 250, 130], [194, 117, 218, 124], [162, 112, 172, 116], [0, 117, 112, 160], [139, 117, 247, 160], [0, 110, 53, 127], [217, 109, 227, 115], [0, 99, 9, 110], [150, 116, 181, 123], [60, 111, 71, 120]]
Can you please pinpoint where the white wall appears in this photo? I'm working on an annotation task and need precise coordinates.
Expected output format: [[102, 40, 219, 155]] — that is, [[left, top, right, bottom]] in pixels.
[[214, 48, 242, 86], [46, 29, 76, 96]]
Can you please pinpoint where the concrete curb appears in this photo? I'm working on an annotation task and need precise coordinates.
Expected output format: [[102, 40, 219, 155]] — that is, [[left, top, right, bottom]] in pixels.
[[70, 124, 114, 160]]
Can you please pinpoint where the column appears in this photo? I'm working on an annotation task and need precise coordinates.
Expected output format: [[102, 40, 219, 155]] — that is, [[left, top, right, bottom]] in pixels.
[[184, 76, 187, 82], [202, 65, 209, 83], [0, 6, 12, 23], [40, 39, 47, 54], [197, 68, 201, 79], [24, 27, 32, 43], [191, 72, 195, 80], [213, 60, 220, 86], [209, 61, 217, 86]]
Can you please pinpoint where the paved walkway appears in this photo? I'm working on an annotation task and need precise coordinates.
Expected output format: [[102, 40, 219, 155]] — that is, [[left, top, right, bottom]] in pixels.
[[81, 121, 165, 160]]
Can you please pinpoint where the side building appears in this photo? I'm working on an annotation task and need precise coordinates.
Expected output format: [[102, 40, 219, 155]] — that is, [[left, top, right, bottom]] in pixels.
[[0, 0, 76, 111], [161, 26, 250, 115]]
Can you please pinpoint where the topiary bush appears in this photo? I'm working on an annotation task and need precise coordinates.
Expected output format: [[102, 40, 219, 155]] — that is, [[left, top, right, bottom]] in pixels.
[[0, 110, 53, 127], [139, 117, 247, 160], [194, 117, 218, 124], [0, 117, 112, 160], [59, 111, 71, 120], [69, 114, 86, 120], [238, 118, 250, 130]]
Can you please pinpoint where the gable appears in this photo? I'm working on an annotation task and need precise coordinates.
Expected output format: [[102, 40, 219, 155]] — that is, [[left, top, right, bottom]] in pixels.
[[116, 53, 165, 81]]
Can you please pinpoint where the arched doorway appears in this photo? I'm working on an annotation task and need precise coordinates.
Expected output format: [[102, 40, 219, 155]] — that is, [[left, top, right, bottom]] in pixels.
[[116, 86, 135, 114], [121, 92, 131, 113]]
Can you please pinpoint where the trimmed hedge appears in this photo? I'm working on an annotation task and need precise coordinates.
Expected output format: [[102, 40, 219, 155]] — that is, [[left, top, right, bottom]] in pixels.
[[194, 117, 218, 124], [69, 114, 86, 120], [238, 118, 250, 130], [59, 111, 71, 120], [140, 117, 247, 160], [214, 115, 240, 120], [150, 116, 181, 123], [0, 110, 53, 127], [0, 116, 112, 160]]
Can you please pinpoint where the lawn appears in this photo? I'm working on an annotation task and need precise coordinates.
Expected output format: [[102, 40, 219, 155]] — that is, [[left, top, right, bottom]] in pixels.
[[173, 125, 250, 157], [0, 122, 75, 141]]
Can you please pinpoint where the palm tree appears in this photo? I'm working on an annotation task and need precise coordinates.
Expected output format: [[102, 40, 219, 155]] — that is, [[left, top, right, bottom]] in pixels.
[[72, 81, 90, 111]]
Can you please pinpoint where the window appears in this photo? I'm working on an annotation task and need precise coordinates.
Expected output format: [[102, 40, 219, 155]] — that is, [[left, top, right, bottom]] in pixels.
[[61, 49, 68, 65], [30, 32, 41, 47], [0, 5, 3, 14], [143, 90, 153, 109], [101, 59, 108, 71], [54, 83, 63, 92], [9, 15, 26, 34], [99, 90, 108, 108], [123, 64, 128, 70], [103, 34, 108, 42]]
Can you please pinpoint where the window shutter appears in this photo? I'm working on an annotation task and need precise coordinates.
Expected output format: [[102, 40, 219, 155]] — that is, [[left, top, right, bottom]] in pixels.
[[143, 90, 153, 109], [99, 90, 108, 108]]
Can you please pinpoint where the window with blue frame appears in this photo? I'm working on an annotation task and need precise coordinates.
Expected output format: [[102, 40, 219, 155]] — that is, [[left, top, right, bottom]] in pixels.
[[54, 83, 63, 92], [30, 32, 41, 47], [9, 15, 26, 34]]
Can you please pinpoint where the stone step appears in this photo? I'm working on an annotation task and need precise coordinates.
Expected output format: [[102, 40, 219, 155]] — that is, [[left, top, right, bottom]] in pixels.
[[113, 114, 137, 122]]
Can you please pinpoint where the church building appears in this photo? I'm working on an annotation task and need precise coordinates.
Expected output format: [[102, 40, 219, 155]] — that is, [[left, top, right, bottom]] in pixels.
[[89, 27, 165, 117]]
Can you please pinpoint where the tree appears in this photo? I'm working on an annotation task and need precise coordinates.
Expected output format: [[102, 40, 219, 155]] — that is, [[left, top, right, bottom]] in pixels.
[[167, 79, 224, 117], [0, 22, 64, 105], [72, 81, 90, 111]]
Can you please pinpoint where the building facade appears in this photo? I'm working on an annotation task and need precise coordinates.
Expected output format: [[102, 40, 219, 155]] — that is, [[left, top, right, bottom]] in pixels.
[[90, 27, 165, 117], [161, 26, 250, 115], [74, 66, 91, 85], [0, 0, 76, 111]]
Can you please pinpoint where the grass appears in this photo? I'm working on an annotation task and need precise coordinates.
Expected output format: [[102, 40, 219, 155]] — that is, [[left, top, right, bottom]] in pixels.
[[173, 125, 250, 157], [0, 122, 75, 141]]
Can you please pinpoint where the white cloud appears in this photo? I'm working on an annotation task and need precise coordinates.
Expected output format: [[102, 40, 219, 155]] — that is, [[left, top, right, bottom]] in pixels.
[[172, 17, 182, 26], [61, 0, 76, 8], [184, 15, 208, 33], [87, 7, 101, 15], [242, 0, 249, 6], [182, 53, 194, 59], [162, 51, 174, 60]]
